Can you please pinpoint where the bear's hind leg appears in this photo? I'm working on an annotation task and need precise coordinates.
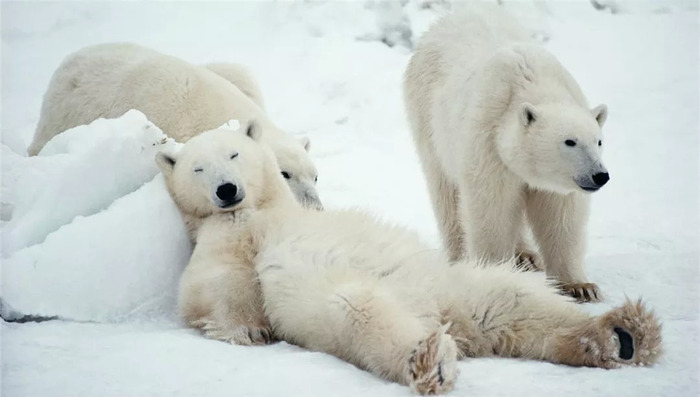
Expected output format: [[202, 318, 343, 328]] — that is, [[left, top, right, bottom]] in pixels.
[[330, 283, 459, 394], [443, 267, 661, 367], [269, 278, 459, 394]]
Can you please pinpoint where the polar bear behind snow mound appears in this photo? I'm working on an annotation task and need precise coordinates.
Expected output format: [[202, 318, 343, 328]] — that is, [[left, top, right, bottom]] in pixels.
[[29, 43, 321, 210], [204, 63, 266, 111], [404, 5, 610, 302], [158, 124, 661, 395]]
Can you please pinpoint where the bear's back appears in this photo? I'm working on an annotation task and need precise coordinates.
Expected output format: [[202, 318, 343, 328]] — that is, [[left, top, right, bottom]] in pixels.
[[418, 5, 532, 77], [56, 43, 265, 142]]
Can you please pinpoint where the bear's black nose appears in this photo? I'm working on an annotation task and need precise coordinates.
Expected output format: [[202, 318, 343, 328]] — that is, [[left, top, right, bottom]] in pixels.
[[216, 183, 238, 202], [592, 172, 609, 187]]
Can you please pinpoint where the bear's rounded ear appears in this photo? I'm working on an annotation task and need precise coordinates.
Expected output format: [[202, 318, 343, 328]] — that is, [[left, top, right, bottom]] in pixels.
[[519, 103, 539, 128], [245, 120, 262, 142], [298, 135, 311, 152], [592, 104, 608, 127], [155, 151, 177, 175]]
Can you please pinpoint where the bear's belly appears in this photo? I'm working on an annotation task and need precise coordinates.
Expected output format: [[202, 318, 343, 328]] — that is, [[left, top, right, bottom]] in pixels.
[[255, 209, 443, 283], [254, 211, 447, 342]]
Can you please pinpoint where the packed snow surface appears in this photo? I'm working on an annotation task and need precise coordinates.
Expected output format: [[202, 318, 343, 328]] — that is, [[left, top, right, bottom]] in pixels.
[[1, 1, 698, 396]]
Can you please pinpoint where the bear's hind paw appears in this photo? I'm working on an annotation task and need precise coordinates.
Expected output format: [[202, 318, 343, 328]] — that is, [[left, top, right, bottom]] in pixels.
[[596, 299, 662, 367]]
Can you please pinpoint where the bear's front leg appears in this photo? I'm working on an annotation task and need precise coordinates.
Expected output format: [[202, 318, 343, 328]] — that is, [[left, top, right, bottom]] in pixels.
[[459, 177, 525, 264], [525, 189, 600, 302], [179, 222, 272, 346], [180, 254, 272, 346]]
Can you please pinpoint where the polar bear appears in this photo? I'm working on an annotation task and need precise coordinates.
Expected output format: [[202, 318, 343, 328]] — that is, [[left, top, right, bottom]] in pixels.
[[28, 42, 321, 210], [157, 121, 291, 338], [158, 125, 661, 394], [404, 6, 610, 302]]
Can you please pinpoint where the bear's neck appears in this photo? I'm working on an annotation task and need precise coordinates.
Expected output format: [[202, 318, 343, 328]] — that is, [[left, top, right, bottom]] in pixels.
[[254, 150, 302, 213], [261, 171, 299, 212], [184, 214, 206, 243]]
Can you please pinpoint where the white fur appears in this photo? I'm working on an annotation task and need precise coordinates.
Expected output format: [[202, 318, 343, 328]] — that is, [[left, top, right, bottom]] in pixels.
[[159, 124, 294, 346], [29, 43, 321, 210], [204, 62, 266, 111], [163, 128, 659, 394], [404, 6, 609, 295]]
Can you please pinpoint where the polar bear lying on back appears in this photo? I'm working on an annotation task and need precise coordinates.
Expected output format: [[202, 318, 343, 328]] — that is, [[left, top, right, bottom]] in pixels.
[[405, 6, 610, 302], [157, 125, 661, 394], [29, 43, 321, 211]]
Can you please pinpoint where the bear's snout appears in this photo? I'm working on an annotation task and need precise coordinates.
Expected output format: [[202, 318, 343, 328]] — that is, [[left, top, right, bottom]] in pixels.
[[592, 172, 610, 187], [575, 169, 610, 193], [216, 183, 239, 205]]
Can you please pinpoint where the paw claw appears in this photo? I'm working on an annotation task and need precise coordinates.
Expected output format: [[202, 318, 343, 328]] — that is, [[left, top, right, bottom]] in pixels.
[[558, 282, 602, 303], [248, 326, 275, 345], [515, 251, 542, 272], [191, 319, 273, 346]]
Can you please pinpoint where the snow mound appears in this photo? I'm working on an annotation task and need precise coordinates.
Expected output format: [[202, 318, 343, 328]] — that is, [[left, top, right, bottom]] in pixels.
[[217, 119, 241, 131], [1, 111, 190, 322], [2, 110, 178, 255], [1, 145, 27, 221]]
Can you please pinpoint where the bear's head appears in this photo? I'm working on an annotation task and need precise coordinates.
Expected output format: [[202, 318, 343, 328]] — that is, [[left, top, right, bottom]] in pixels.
[[270, 134, 322, 211], [502, 102, 609, 194], [156, 121, 280, 218]]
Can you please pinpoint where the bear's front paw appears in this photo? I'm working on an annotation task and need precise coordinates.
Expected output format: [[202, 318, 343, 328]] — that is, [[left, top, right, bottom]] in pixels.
[[194, 319, 274, 346], [407, 324, 459, 395], [242, 325, 274, 346], [221, 324, 272, 346], [558, 282, 601, 303]]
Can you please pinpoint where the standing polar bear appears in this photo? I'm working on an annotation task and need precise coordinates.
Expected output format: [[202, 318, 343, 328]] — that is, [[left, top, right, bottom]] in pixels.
[[404, 6, 610, 301], [158, 125, 661, 395], [29, 43, 321, 210]]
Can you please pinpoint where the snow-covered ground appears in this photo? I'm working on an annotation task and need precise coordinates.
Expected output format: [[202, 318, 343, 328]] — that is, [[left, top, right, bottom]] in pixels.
[[1, 1, 698, 396]]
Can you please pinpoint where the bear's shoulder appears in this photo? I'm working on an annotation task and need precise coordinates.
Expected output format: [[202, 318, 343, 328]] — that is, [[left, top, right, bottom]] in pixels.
[[484, 44, 585, 106]]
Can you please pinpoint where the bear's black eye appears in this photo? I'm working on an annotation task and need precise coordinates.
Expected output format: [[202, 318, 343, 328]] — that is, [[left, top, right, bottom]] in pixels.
[[565, 139, 576, 147], [598, 140, 602, 146], [281, 171, 291, 179], [230, 153, 239, 160], [193, 167, 203, 173], [314, 175, 318, 183]]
